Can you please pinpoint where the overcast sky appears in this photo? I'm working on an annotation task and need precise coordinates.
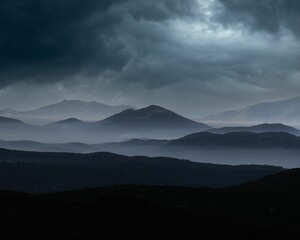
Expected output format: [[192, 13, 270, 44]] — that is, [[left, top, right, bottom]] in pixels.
[[1, 0, 300, 114]]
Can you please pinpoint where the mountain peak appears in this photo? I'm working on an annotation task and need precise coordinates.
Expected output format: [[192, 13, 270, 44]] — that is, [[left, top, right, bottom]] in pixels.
[[101, 105, 211, 131], [56, 118, 84, 124], [143, 105, 168, 111], [204, 96, 300, 124]]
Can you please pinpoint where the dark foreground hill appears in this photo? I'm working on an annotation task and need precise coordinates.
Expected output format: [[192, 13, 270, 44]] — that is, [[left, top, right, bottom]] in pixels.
[[0, 148, 282, 193], [1, 168, 300, 239]]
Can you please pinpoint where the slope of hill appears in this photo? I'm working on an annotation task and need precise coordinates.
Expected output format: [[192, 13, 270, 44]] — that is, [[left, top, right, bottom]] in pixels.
[[0, 100, 134, 123], [94, 105, 211, 139], [0, 116, 27, 126], [94, 132, 300, 168], [206, 123, 300, 135], [203, 96, 300, 124], [0, 148, 283, 193], [0, 105, 211, 143], [46, 118, 89, 129], [2, 131, 300, 167], [0, 140, 95, 153], [1, 168, 300, 239], [169, 132, 300, 148], [101, 105, 210, 127]]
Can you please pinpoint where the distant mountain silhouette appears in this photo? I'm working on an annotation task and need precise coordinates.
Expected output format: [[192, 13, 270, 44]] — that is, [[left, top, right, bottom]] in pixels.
[[169, 131, 300, 148], [206, 123, 300, 135], [0, 106, 212, 143], [0, 148, 283, 193], [46, 118, 89, 128], [203, 96, 300, 124], [94, 105, 211, 138], [2, 131, 300, 167], [0, 100, 134, 123], [102, 105, 209, 126], [0, 116, 27, 126], [94, 132, 300, 168], [0, 140, 95, 153]]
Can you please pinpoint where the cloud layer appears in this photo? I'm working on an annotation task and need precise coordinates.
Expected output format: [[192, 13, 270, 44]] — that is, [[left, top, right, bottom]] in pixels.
[[0, 0, 300, 113]]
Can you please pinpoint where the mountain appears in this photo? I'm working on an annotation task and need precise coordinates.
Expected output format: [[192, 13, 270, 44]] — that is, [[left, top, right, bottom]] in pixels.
[[0, 116, 27, 126], [203, 96, 300, 124], [206, 123, 300, 135], [46, 118, 89, 128], [0, 140, 95, 153], [1, 169, 300, 239], [0, 148, 283, 193], [170, 131, 300, 148], [95, 105, 212, 139], [0, 105, 212, 143], [1, 100, 135, 124], [2, 131, 300, 167], [93, 132, 300, 168]]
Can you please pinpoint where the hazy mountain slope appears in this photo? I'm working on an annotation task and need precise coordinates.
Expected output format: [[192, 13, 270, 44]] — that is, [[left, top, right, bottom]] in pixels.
[[0, 100, 134, 123], [2, 132, 300, 167], [169, 132, 300, 148], [203, 96, 300, 124], [93, 105, 212, 139], [1, 169, 300, 239], [0, 105, 211, 143], [206, 123, 300, 135], [0, 148, 283, 193], [94, 132, 300, 168], [0, 116, 27, 126], [0, 140, 95, 153]]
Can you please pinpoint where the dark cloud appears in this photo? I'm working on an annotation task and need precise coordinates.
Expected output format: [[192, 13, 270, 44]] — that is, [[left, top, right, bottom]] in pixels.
[[219, 0, 300, 35], [128, 0, 198, 21], [0, 0, 300, 113], [0, 0, 130, 86], [0, 0, 198, 87]]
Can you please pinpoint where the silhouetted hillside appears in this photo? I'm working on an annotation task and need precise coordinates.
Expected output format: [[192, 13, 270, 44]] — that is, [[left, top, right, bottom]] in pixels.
[[1, 100, 134, 123], [98, 105, 211, 130], [206, 123, 300, 135], [2, 132, 300, 167], [0, 116, 27, 126], [169, 132, 300, 148], [0, 105, 212, 142], [1, 168, 300, 239], [0, 148, 283, 193]]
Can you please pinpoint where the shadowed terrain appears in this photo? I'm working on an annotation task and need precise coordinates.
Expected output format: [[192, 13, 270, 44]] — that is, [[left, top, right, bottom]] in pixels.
[[1, 168, 300, 239], [0, 148, 283, 193]]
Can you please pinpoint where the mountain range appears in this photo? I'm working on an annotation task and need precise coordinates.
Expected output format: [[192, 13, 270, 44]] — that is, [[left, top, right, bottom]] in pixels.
[[0, 148, 283, 193], [0, 100, 134, 124], [95, 132, 300, 168], [0, 105, 212, 143], [203, 96, 300, 125], [2, 130, 300, 168], [205, 123, 300, 135]]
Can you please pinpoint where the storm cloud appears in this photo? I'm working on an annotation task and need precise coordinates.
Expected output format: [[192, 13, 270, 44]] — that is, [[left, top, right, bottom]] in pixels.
[[0, 0, 300, 113]]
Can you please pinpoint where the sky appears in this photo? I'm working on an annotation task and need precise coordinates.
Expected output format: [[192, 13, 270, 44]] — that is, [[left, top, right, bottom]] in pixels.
[[1, 0, 300, 114]]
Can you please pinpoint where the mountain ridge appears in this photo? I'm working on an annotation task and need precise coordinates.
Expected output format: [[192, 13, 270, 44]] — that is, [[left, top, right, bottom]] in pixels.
[[203, 96, 300, 124], [0, 100, 135, 124]]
